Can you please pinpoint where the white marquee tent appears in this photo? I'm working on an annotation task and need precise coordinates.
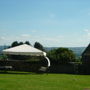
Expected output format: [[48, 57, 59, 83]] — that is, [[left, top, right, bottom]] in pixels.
[[3, 44, 50, 67]]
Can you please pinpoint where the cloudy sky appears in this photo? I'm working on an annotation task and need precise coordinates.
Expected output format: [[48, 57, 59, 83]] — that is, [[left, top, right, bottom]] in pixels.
[[0, 0, 90, 47]]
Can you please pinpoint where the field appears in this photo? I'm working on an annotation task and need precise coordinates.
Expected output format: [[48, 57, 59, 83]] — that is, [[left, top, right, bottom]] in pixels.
[[0, 72, 90, 90]]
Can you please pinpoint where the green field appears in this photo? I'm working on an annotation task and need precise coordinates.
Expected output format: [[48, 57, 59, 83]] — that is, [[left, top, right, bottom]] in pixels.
[[0, 72, 90, 90]]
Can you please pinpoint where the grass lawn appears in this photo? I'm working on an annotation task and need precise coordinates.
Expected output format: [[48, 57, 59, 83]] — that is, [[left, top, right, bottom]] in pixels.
[[0, 71, 90, 90]]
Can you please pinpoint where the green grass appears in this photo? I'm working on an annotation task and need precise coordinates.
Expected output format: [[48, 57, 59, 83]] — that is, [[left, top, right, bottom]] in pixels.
[[0, 72, 90, 90]]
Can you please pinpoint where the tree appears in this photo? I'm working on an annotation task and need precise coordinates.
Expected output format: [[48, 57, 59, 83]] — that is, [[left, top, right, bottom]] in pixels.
[[11, 41, 19, 47], [25, 41, 31, 45], [47, 48, 76, 64], [11, 41, 24, 47], [18, 42, 24, 45], [34, 42, 45, 51]]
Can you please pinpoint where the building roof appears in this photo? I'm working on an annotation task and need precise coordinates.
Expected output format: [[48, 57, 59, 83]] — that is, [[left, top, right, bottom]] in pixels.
[[82, 43, 90, 56]]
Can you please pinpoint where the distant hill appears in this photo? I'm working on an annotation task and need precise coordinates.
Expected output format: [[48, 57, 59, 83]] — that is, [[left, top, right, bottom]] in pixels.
[[0, 46, 8, 54], [0, 46, 4, 52], [68, 47, 86, 57]]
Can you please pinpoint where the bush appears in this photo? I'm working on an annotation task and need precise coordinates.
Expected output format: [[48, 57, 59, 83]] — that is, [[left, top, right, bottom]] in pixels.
[[47, 48, 76, 64]]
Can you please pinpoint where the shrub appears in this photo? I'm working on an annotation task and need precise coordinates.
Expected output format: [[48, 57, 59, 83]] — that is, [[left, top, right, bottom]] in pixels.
[[47, 48, 76, 64]]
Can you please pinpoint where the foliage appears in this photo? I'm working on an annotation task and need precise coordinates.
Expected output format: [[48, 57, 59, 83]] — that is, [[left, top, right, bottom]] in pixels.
[[11, 41, 31, 48], [11, 41, 24, 47], [25, 41, 31, 45], [75, 57, 82, 63], [18, 42, 24, 45], [0, 54, 8, 60], [11, 41, 19, 47], [34, 42, 45, 51], [47, 48, 76, 64]]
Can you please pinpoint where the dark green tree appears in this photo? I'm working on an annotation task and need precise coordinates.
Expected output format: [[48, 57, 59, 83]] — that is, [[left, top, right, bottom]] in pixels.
[[18, 42, 23, 45], [11, 41, 19, 47], [34, 42, 44, 51], [47, 48, 76, 64], [25, 41, 31, 45]]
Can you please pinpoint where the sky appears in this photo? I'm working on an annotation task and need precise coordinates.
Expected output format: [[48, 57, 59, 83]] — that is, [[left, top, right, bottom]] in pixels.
[[0, 0, 90, 47]]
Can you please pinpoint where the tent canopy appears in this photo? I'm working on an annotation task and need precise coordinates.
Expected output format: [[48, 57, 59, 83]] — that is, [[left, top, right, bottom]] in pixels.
[[3, 44, 50, 67], [3, 44, 46, 56]]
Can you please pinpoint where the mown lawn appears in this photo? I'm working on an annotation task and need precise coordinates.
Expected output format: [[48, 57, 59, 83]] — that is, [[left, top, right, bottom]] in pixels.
[[0, 72, 90, 90]]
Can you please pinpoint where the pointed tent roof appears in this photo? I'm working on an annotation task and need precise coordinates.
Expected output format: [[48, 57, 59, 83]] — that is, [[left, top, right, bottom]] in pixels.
[[3, 44, 46, 56], [82, 43, 90, 56]]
